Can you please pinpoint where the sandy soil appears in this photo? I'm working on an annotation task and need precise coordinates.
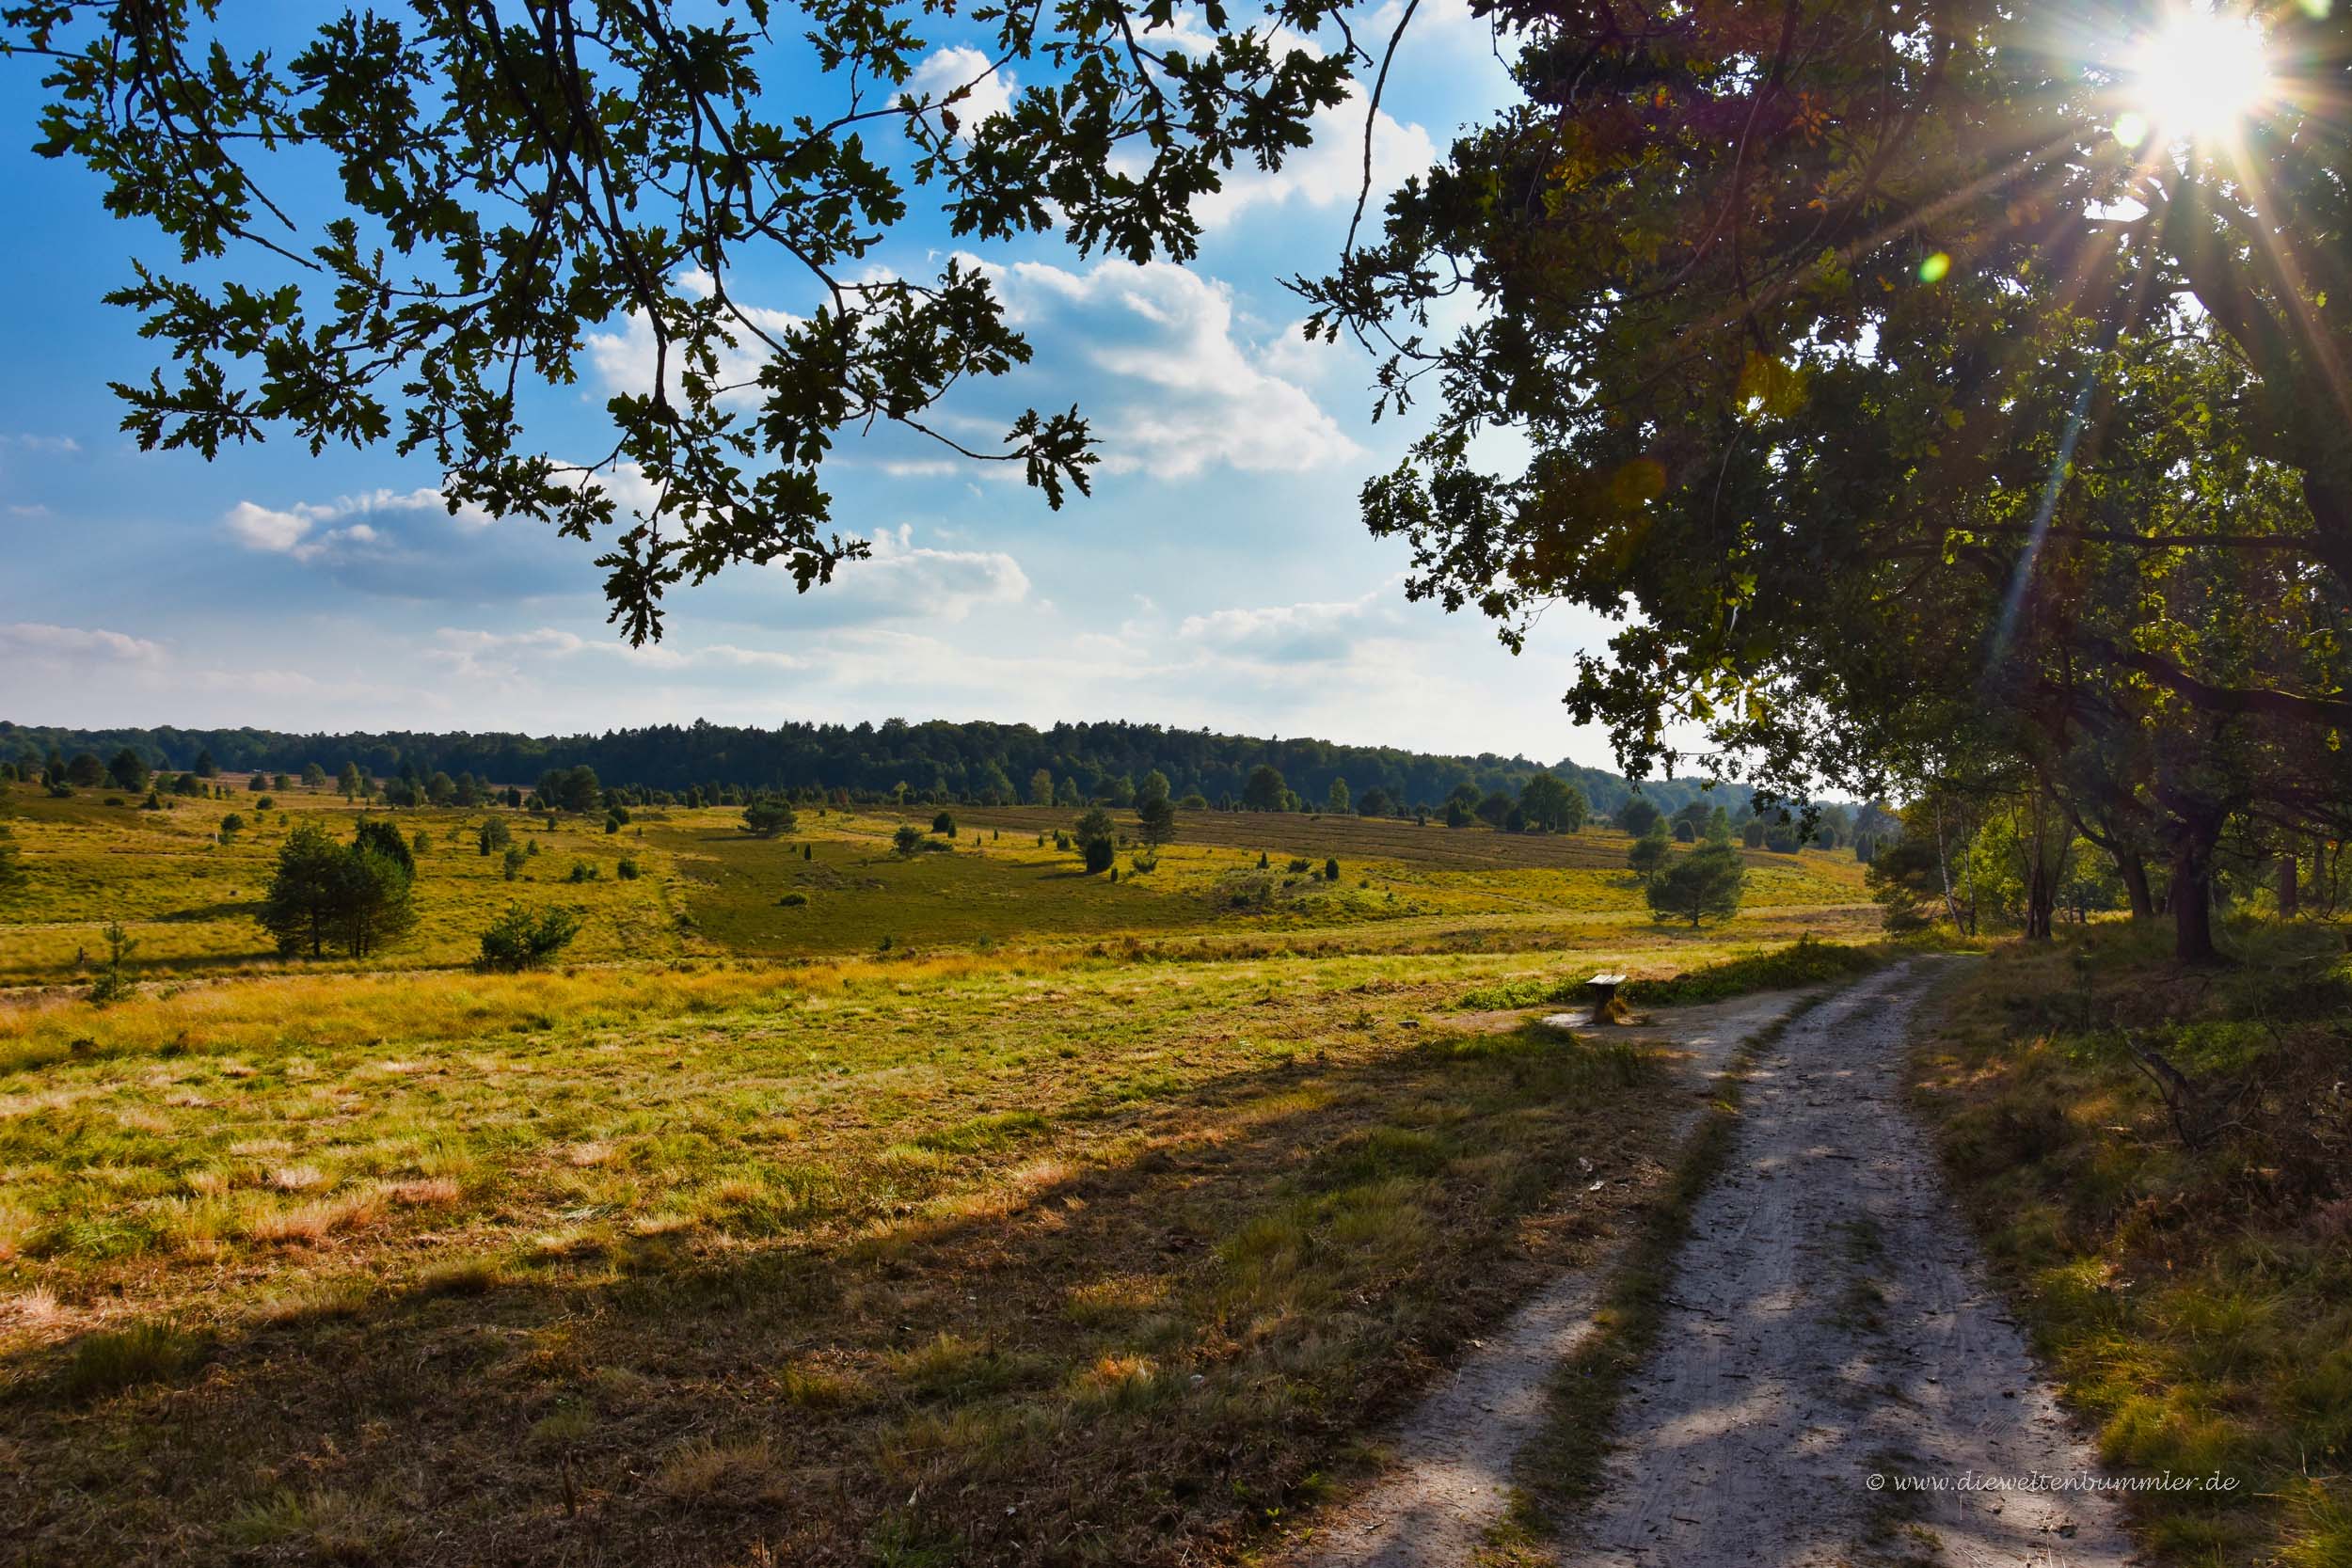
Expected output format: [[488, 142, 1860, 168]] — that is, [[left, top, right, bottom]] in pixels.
[[1290, 988, 1817, 1568], [1561, 960, 2135, 1567]]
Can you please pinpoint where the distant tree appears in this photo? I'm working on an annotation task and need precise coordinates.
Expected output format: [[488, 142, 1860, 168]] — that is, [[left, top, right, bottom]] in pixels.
[[742, 799, 798, 838], [87, 919, 138, 1005], [502, 845, 527, 881], [1476, 791, 1515, 829], [338, 762, 361, 800], [1073, 806, 1118, 873], [1357, 786, 1393, 818], [273, 774, 293, 791], [1029, 768, 1056, 806], [411, 829, 433, 858], [453, 771, 483, 807], [1324, 857, 1341, 881], [1326, 777, 1352, 815], [108, 748, 149, 793], [218, 812, 246, 842], [1104, 774, 1136, 808], [1517, 772, 1586, 833], [1136, 792, 1176, 848], [1706, 807, 1733, 845], [1242, 765, 1290, 813], [1628, 829, 1672, 877], [1616, 796, 1663, 838], [65, 752, 107, 787], [1054, 776, 1082, 808], [1445, 800, 1473, 829], [242, 771, 265, 793], [191, 749, 218, 779], [1646, 844, 1747, 927], [171, 770, 204, 797], [557, 766, 602, 814], [1136, 769, 1172, 810], [478, 904, 583, 971], [892, 823, 926, 856], [426, 771, 456, 806], [931, 810, 957, 835], [302, 762, 327, 789], [1673, 819, 1696, 843], [259, 821, 350, 958], [1177, 792, 1209, 810], [478, 817, 513, 855], [1742, 818, 1768, 848]]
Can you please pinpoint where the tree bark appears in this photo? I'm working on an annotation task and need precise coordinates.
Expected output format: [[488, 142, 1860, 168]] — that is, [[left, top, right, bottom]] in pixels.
[[2170, 827, 2222, 965], [2278, 848, 2299, 919], [2116, 850, 2155, 921]]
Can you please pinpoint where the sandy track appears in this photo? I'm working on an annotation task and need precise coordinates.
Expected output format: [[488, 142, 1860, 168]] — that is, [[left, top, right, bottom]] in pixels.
[[1291, 988, 1819, 1568], [1562, 960, 2135, 1567]]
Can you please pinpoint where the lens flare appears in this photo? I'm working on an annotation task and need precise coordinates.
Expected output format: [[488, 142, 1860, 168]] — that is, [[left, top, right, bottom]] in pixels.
[[2127, 8, 2271, 142]]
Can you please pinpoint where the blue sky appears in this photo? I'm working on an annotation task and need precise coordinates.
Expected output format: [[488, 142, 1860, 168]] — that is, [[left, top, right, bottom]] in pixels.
[[0, 3, 1631, 766]]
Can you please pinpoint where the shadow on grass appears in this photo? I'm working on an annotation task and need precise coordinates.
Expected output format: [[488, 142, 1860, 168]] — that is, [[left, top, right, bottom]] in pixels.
[[0, 1026, 1671, 1568]]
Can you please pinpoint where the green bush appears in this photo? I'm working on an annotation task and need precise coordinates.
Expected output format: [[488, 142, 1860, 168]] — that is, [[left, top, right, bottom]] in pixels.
[[778, 891, 809, 907], [477, 904, 583, 971], [615, 857, 640, 879]]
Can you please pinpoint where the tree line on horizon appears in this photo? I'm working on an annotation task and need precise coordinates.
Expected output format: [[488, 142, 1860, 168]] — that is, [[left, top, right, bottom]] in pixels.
[[0, 719, 1749, 821]]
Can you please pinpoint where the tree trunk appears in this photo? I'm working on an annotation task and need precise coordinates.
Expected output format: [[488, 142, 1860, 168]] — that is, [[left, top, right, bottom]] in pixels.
[[2116, 850, 2155, 921], [2278, 848, 2299, 919], [2025, 858, 2056, 941], [2171, 831, 2221, 965]]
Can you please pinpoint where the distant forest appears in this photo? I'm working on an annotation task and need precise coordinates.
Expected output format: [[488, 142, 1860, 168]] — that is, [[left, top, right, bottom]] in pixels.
[[0, 719, 1748, 816]]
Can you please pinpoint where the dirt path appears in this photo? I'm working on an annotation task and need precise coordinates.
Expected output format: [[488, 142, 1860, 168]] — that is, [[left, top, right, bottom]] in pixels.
[[1291, 987, 1818, 1568], [1561, 960, 2135, 1568]]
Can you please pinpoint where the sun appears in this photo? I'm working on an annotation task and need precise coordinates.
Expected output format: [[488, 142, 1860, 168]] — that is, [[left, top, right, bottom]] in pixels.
[[2123, 7, 2272, 145]]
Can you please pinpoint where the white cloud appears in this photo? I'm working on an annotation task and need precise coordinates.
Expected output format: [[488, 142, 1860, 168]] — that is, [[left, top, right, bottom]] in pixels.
[[224, 486, 492, 561], [1194, 82, 1438, 231], [1177, 588, 1392, 661], [981, 258, 1360, 478], [906, 45, 1015, 132], [825, 524, 1031, 621], [583, 269, 803, 408], [0, 434, 80, 455], [0, 622, 164, 663]]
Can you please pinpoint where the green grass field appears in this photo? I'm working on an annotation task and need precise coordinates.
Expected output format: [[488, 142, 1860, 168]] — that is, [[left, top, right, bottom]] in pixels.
[[0, 778, 1883, 1563]]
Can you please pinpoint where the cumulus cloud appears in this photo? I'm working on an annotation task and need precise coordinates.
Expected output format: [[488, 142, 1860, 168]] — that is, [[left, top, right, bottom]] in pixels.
[[1176, 588, 1393, 662], [980, 257, 1359, 478], [905, 45, 1015, 131], [1193, 83, 1438, 232], [224, 486, 489, 562], [0, 621, 165, 663], [583, 269, 803, 407], [820, 524, 1031, 622]]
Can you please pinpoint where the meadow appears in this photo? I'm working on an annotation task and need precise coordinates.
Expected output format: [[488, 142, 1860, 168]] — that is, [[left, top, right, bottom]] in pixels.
[[0, 778, 1882, 1564]]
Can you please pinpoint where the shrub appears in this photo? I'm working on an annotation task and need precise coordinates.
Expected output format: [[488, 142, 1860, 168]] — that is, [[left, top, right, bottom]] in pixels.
[[1324, 857, 1341, 880], [1645, 842, 1747, 927], [742, 799, 797, 838], [477, 904, 583, 970], [567, 860, 599, 882], [255, 795, 274, 811], [931, 810, 956, 835], [478, 817, 513, 855], [1286, 857, 1311, 874], [1130, 854, 1157, 873], [893, 823, 925, 855], [87, 920, 137, 1006], [615, 857, 640, 879], [501, 846, 526, 881], [778, 891, 809, 907]]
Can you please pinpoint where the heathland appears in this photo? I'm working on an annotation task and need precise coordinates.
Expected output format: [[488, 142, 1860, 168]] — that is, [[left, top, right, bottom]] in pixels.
[[0, 773, 1876, 1564]]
